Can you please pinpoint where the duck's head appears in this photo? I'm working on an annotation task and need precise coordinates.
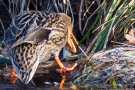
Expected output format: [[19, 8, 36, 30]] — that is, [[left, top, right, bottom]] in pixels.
[[60, 13, 77, 53]]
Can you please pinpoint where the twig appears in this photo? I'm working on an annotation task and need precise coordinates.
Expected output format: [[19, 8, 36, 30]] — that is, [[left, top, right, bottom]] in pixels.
[[20, 0, 26, 13], [83, 1, 95, 17], [79, 0, 84, 35], [0, 19, 6, 33], [103, 0, 124, 50], [15, 1, 19, 14], [78, 46, 89, 60], [63, 0, 66, 12], [8, 0, 12, 18], [12, 0, 15, 17], [92, 46, 135, 58], [1, 0, 9, 12], [31, 0, 38, 11], [95, 0, 101, 6], [92, 16, 120, 33], [36, 0, 38, 10], [52, 0, 59, 13], [111, 41, 127, 45], [82, 3, 102, 34], [47, 0, 51, 11], [104, 68, 121, 84], [67, 0, 74, 28], [27, 0, 31, 10]]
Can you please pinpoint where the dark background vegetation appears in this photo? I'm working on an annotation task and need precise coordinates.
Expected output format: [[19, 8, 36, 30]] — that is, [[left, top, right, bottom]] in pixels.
[[0, 0, 97, 51], [0, 1, 135, 89], [1, 0, 135, 57]]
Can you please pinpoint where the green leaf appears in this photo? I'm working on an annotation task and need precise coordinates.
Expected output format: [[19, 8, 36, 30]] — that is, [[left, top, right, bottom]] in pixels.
[[112, 79, 117, 89]]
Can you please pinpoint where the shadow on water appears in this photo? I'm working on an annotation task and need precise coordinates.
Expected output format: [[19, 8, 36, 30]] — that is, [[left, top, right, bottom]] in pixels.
[[0, 85, 35, 90], [0, 50, 134, 90], [0, 61, 109, 90], [0, 60, 135, 90], [0, 64, 114, 90], [0, 61, 81, 90], [0, 63, 135, 90]]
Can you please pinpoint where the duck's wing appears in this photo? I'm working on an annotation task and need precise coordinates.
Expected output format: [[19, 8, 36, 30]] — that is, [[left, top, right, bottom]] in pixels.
[[5, 11, 53, 48]]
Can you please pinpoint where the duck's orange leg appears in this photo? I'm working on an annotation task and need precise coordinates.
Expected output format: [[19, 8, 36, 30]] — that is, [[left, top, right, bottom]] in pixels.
[[3, 66, 17, 84], [54, 56, 77, 73], [58, 75, 66, 89]]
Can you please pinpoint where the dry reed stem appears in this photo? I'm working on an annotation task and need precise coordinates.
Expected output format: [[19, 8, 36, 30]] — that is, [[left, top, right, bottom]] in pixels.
[[52, 0, 59, 13], [79, 0, 84, 35], [0, 19, 5, 33]]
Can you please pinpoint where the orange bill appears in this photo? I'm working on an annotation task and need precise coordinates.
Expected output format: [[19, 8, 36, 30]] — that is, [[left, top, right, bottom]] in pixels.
[[66, 33, 78, 53]]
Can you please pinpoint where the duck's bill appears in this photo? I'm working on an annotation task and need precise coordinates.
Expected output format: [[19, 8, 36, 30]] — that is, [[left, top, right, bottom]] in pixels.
[[66, 33, 78, 53]]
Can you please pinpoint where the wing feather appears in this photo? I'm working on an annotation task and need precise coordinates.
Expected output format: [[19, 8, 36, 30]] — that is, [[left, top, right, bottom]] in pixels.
[[12, 44, 39, 84]]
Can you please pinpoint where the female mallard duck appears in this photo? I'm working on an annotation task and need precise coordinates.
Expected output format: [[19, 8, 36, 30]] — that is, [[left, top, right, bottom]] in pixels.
[[4, 11, 77, 84]]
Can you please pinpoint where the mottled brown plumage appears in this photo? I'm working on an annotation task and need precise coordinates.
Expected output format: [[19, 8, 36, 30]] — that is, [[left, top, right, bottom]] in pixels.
[[5, 11, 77, 84]]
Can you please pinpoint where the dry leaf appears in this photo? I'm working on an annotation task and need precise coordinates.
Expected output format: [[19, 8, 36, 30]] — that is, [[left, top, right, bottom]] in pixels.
[[125, 28, 135, 44]]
